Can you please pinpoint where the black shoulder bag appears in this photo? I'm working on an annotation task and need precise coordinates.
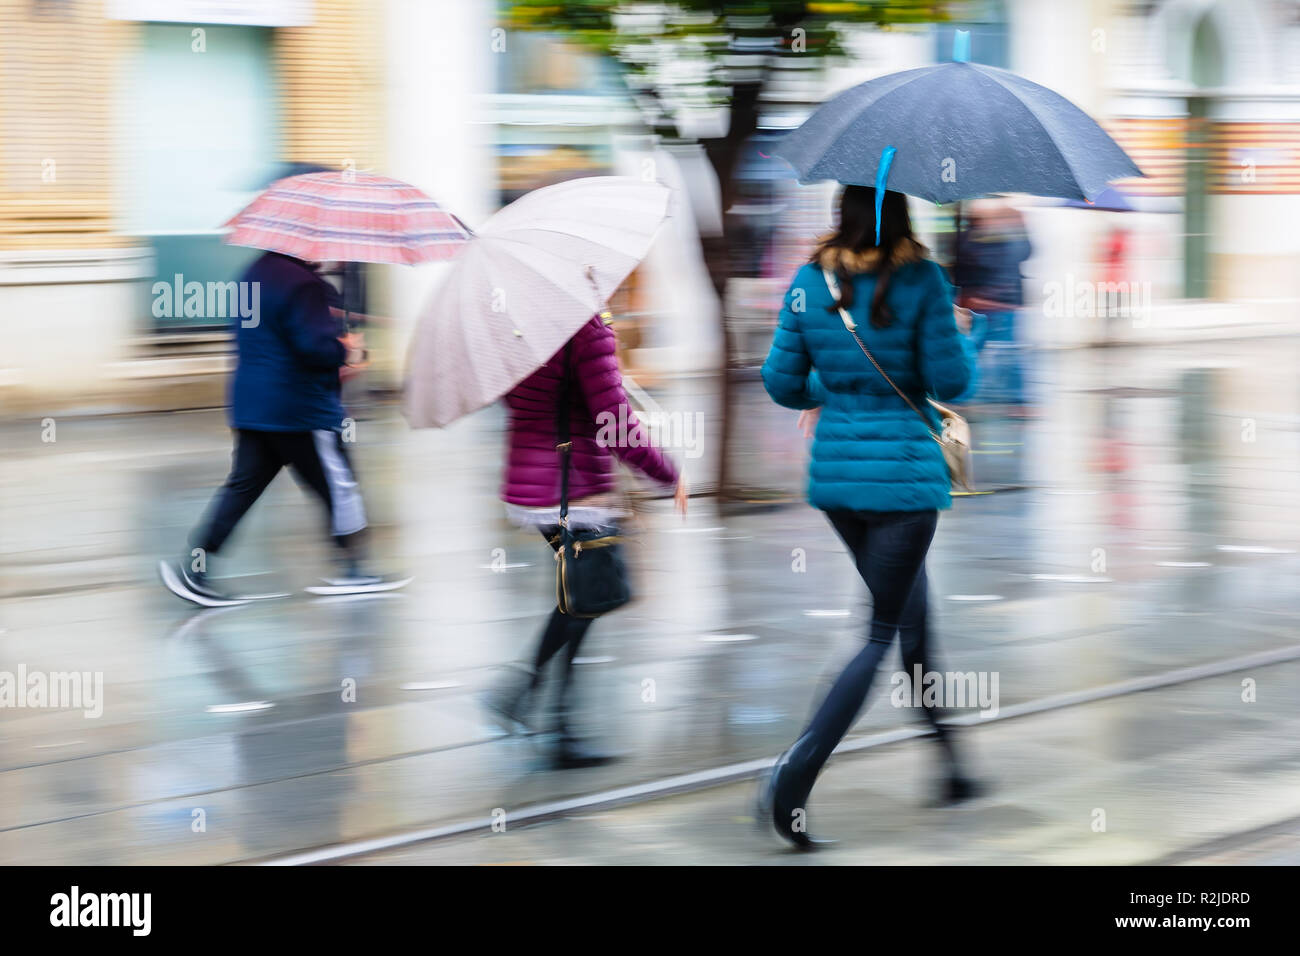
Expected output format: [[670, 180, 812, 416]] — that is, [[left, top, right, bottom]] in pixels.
[[552, 342, 633, 618]]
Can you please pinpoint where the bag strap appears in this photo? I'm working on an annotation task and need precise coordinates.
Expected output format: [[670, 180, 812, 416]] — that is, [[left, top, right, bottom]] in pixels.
[[821, 267, 940, 443], [555, 340, 574, 526]]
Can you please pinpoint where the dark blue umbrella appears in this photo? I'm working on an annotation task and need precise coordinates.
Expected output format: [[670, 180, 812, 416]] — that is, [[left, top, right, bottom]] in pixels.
[[773, 33, 1142, 207]]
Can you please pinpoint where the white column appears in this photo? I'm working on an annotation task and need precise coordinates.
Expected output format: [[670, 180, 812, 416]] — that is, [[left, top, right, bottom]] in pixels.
[[1006, 0, 1120, 348], [377, 0, 495, 384], [1006, 0, 1101, 112], [611, 139, 724, 376]]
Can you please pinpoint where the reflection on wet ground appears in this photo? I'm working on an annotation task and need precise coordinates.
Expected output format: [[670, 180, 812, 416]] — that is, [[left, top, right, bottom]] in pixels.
[[1, 337, 1297, 864]]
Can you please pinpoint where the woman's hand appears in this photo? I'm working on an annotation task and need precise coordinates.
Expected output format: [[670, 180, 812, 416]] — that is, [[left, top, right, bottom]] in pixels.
[[796, 407, 821, 439], [674, 474, 689, 518], [962, 295, 1003, 313], [339, 331, 367, 367], [953, 305, 973, 335]]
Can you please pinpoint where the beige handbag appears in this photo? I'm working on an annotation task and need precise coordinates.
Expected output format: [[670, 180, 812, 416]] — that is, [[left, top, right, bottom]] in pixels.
[[822, 269, 975, 492]]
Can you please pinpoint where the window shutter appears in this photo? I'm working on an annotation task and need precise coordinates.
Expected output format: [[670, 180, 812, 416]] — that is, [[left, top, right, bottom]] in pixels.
[[276, 0, 385, 175], [0, 1, 127, 249]]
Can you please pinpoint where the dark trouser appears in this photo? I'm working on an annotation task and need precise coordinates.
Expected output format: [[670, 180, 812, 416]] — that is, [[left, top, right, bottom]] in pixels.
[[527, 525, 602, 734], [193, 428, 367, 557], [780, 509, 959, 804]]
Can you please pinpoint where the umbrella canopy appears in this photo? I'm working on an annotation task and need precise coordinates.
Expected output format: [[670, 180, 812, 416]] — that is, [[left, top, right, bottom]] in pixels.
[[773, 60, 1142, 203], [405, 177, 670, 429], [224, 171, 471, 265]]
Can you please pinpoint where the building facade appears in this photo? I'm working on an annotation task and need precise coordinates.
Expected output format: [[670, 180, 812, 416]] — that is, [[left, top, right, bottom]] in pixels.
[[0, 0, 385, 409]]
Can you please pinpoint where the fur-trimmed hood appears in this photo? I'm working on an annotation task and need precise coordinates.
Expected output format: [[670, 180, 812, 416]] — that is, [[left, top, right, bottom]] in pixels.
[[812, 236, 929, 275]]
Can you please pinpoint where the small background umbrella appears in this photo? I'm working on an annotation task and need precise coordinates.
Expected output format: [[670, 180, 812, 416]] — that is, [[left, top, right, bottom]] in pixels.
[[224, 171, 471, 266], [1059, 185, 1136, 211], [405, 176, 670, 429], [773, 33, 1142, 204]]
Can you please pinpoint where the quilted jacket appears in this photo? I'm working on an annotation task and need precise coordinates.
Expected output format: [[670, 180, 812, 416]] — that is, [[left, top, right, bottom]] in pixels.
[[761, 238, 973, 513], [501, 315, 678, 506]]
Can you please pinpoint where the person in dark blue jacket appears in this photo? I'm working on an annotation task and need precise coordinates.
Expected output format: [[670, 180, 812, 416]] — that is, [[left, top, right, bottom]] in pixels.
[[759, 186, 980, 848], [954, 201, 1033, 403], [160, 252, 389, 606]]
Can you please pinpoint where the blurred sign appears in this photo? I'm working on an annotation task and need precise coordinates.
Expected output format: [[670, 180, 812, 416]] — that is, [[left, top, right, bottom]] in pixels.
[[1228, 147, 1288, 167], [106, 0, 312, 26]]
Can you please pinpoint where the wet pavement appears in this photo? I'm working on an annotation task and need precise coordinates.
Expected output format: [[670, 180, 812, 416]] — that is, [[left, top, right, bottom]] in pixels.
[[1, 335, 1297, 864], [357, 662, 1300, 865]]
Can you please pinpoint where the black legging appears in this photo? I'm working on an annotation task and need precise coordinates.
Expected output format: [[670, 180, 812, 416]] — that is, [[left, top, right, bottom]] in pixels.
[[527, 526, 599, 730], [529, 608, 593, 692], [779, 509, 959, 806]]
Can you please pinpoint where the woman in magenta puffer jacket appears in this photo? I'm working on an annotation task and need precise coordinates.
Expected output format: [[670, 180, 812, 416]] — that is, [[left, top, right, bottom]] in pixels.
[[486, 313, 687, 769]]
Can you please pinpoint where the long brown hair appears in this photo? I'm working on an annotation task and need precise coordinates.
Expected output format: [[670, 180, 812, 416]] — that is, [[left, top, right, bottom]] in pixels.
[[813, 186, 915, 329]]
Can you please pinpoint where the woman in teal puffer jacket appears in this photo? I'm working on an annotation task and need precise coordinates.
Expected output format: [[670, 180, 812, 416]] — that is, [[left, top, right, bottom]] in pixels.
[[759, 186, 979, 849]]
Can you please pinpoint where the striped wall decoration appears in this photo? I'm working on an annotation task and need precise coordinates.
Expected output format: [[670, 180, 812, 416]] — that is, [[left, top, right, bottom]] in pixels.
[[1105, 117, 1189, 198], [1208, 122, 1300, 194], [1106, 117, 1300, 198]]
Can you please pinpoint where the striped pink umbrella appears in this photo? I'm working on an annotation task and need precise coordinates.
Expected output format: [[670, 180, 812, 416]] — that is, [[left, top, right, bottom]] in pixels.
[[224, 171, 471, 265]]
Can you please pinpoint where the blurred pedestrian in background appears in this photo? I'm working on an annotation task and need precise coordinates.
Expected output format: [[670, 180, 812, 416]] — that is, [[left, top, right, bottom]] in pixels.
[[759, 185, 978, 848], [1100, 223, 1133, 344], [159, 251, 389, 606], [484, 312, 688, 769], [954, 199, 1033, 406]]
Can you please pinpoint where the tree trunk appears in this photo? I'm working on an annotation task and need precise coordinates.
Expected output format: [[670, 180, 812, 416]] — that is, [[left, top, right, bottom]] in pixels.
[[700, 80, 762, 504]]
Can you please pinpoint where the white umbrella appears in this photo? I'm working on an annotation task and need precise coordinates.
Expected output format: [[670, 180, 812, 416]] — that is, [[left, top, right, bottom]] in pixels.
[[404, 176, 671, 428]]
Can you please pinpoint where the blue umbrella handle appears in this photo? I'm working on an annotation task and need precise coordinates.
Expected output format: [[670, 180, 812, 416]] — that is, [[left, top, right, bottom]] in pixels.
[[953, 29, 970, 63], [875, 146, 896, 246]]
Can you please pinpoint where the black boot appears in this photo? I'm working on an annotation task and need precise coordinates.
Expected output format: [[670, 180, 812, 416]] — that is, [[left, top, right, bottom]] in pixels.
[[549, 701, 618, 769], [934, 771, 986, 807], [923, 717, 986, 806], [551, 733, 619, 770], [762, 740, 835, 850], [482, 665, 536, 736]]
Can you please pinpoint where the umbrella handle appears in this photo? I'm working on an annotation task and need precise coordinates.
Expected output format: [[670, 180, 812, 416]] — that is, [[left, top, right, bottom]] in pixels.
[[953, 29, 971, 63], [585, 265, 607, 316]]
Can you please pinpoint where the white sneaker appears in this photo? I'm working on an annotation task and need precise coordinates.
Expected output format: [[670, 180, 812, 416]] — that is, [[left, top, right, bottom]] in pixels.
[[304, 573, 412, 596]]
